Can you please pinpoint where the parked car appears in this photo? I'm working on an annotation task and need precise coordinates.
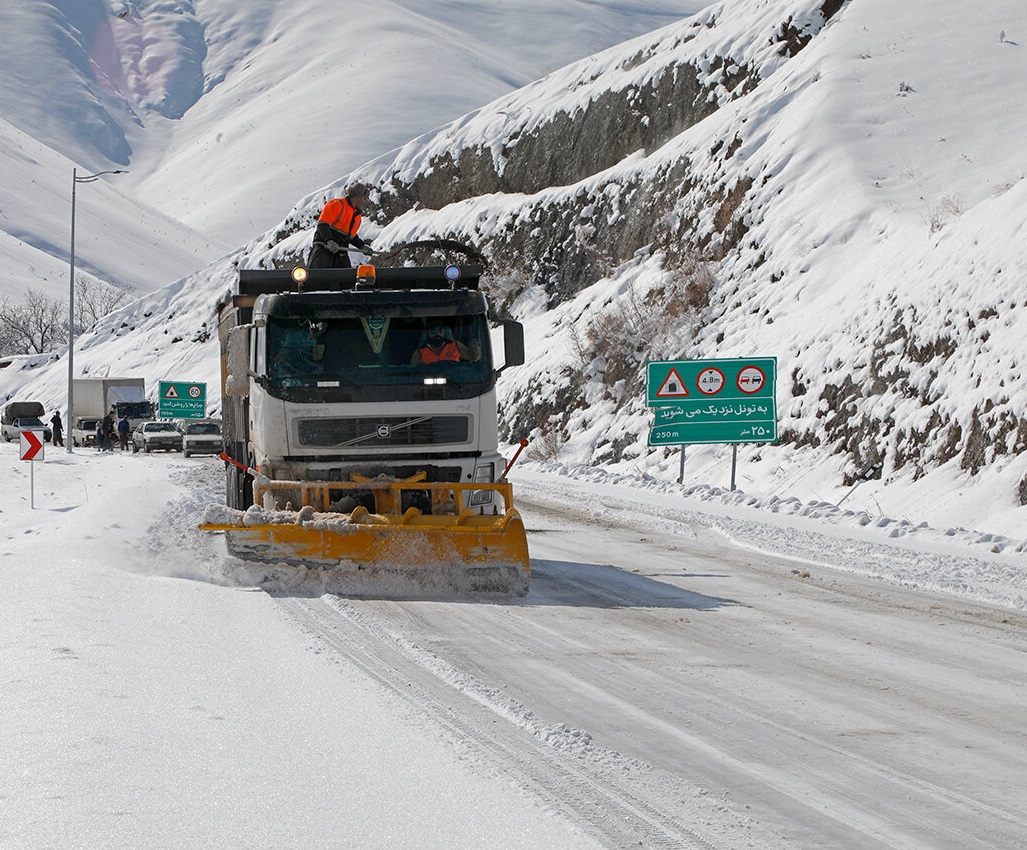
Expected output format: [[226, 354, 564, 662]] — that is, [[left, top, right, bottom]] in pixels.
[[72, 417, 100, 448], [131, 421, 182, 453], [2, 416, 53, 443], [180, 419, 223, 458]]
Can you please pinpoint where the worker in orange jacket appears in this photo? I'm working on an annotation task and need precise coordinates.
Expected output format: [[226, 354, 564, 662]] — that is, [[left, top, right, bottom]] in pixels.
[[308, 183, 372, 269], [410, 320, 481, 365]]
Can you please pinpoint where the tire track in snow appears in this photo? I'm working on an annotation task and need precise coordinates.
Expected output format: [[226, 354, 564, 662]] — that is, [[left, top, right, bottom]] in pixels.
[[273, 594, 766, 850]]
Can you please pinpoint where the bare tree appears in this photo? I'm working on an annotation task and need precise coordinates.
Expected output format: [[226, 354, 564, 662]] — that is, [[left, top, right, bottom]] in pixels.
[[75, 276, 131, 332], [0, 314, 18, 357], [0, 289, 68, 355]]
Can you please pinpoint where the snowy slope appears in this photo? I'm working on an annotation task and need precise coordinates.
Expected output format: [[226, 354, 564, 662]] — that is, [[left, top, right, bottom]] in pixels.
[[0, 0, 709, 264], [0, 115, 225, 300], [346, 0, 1027, 537], [1, 0, 1025, 544], [4, 4, 1027, 842]]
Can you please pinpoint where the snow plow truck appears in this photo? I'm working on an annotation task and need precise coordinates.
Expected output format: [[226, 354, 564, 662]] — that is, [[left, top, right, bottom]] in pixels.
[[200, 262, 530, 595]]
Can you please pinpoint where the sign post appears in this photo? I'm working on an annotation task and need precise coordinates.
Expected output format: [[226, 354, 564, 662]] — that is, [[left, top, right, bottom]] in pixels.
[[159, 381, 207, 419], [646, 357, 777, 488], [20, 430, 45, 509]]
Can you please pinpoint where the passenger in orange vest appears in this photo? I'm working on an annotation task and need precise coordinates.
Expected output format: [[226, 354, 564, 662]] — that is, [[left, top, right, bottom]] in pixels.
[[308, 183, 372, 269], [411, 320, 481, 365]]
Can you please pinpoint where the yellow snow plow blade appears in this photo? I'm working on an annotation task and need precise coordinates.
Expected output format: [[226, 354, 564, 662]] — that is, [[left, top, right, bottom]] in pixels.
[[200, 476, 530, 596]]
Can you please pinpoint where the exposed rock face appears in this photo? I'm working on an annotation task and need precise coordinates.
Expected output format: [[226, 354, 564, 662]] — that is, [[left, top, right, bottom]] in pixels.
[[367, 53, 742, 306]]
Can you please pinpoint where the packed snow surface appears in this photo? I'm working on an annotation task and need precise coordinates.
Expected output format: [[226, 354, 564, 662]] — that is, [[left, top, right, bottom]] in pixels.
[[3, 441, 1026, 846]]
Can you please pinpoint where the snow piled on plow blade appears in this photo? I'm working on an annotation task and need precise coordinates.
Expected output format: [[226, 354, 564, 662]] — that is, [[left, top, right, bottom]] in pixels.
[[200, 503, 531, 598]]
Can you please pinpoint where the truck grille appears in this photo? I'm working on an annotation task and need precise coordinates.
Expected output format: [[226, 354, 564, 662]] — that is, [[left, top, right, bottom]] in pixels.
[[297, 416, 470, 448]]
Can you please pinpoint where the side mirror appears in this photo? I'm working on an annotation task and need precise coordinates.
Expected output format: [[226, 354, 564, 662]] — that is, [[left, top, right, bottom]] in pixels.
[[500, 319, 525, 369], [225, 325, 252, 397]]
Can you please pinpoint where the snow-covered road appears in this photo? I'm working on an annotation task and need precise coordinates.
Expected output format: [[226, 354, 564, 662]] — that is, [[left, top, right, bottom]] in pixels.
[[4, 447, 1026, 847], [280, 482, 1027, 848]]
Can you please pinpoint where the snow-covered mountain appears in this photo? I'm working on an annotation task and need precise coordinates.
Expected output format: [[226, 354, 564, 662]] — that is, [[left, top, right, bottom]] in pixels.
[[2, 0, 1026, 542], [0, 0, 707, 293]]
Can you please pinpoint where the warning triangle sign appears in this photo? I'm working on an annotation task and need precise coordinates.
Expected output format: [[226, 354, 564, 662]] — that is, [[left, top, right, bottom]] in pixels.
[[164, 385, 180, 398], [655, 368, 689, 398]]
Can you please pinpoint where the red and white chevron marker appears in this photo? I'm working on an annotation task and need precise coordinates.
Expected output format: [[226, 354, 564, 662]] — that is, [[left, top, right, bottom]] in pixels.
[[19, 430, 44, 509], [19, 430, 44, 461]]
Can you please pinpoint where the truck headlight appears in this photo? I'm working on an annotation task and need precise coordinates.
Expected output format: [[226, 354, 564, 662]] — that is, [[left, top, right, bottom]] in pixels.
[[470, 462, 495, 507]]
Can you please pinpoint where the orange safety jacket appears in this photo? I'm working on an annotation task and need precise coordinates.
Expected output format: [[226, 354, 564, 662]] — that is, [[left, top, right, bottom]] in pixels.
[[318, 197, 361, 238], [418, 341, 461, 363]]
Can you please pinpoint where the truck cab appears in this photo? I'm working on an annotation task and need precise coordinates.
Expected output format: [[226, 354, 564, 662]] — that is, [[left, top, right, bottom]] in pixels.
[[219, 264, 524, 510]]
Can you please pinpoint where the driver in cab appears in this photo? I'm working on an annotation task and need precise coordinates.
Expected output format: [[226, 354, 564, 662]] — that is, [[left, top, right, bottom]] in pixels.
[[411, 320, 481, 365]]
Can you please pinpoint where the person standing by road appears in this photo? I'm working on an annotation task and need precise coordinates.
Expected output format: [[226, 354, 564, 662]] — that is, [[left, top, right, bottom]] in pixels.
[[50, 411, 64, 447], [117, 414, 130, 451], [307, 184, 373, 269], [103, 410, 116, 452]]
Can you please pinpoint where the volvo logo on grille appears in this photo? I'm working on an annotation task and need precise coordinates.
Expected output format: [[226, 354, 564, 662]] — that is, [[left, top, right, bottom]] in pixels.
[[377, 424, 391, 439]]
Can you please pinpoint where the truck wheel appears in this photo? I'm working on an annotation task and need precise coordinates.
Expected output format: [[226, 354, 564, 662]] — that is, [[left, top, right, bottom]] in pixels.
[[227, 460, 254, 510]]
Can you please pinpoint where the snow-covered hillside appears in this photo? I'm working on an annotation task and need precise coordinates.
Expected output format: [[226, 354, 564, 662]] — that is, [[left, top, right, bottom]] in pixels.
[[0, 114, 226, 302], [2, 0, 1026, 543], [0, 0, 709, 274], [347, 0, 1027, 537]]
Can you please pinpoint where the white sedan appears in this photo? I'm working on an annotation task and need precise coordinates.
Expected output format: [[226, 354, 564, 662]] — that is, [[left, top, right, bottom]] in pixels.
[[131, 421, 182, 453]]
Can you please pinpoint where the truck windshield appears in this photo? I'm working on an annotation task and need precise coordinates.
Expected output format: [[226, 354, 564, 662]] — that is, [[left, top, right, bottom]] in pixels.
[[265, 313, 493, 401], [117, 401, 152, 420]]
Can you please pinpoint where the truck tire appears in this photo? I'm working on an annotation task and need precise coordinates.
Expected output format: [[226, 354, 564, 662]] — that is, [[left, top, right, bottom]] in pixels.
[[227, 458, 254, 510]]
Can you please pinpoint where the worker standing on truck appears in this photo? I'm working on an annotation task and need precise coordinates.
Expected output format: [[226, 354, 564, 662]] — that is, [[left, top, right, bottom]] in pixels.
[[308, 183, 372, 269]]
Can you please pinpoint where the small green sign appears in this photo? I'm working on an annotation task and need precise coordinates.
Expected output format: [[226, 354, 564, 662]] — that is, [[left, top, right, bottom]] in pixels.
[[646, 357, 777, 446], [159, 381, 206, 418]]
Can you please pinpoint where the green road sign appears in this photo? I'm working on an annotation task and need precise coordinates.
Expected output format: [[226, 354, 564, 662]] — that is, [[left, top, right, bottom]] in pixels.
[[646, 357, 777, 446], [159, 381, 206, 418], [649, 409, 777, 445]]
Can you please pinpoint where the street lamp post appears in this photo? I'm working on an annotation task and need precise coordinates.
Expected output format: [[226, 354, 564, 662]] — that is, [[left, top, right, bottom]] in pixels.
[[67, 167, 126, 453]]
